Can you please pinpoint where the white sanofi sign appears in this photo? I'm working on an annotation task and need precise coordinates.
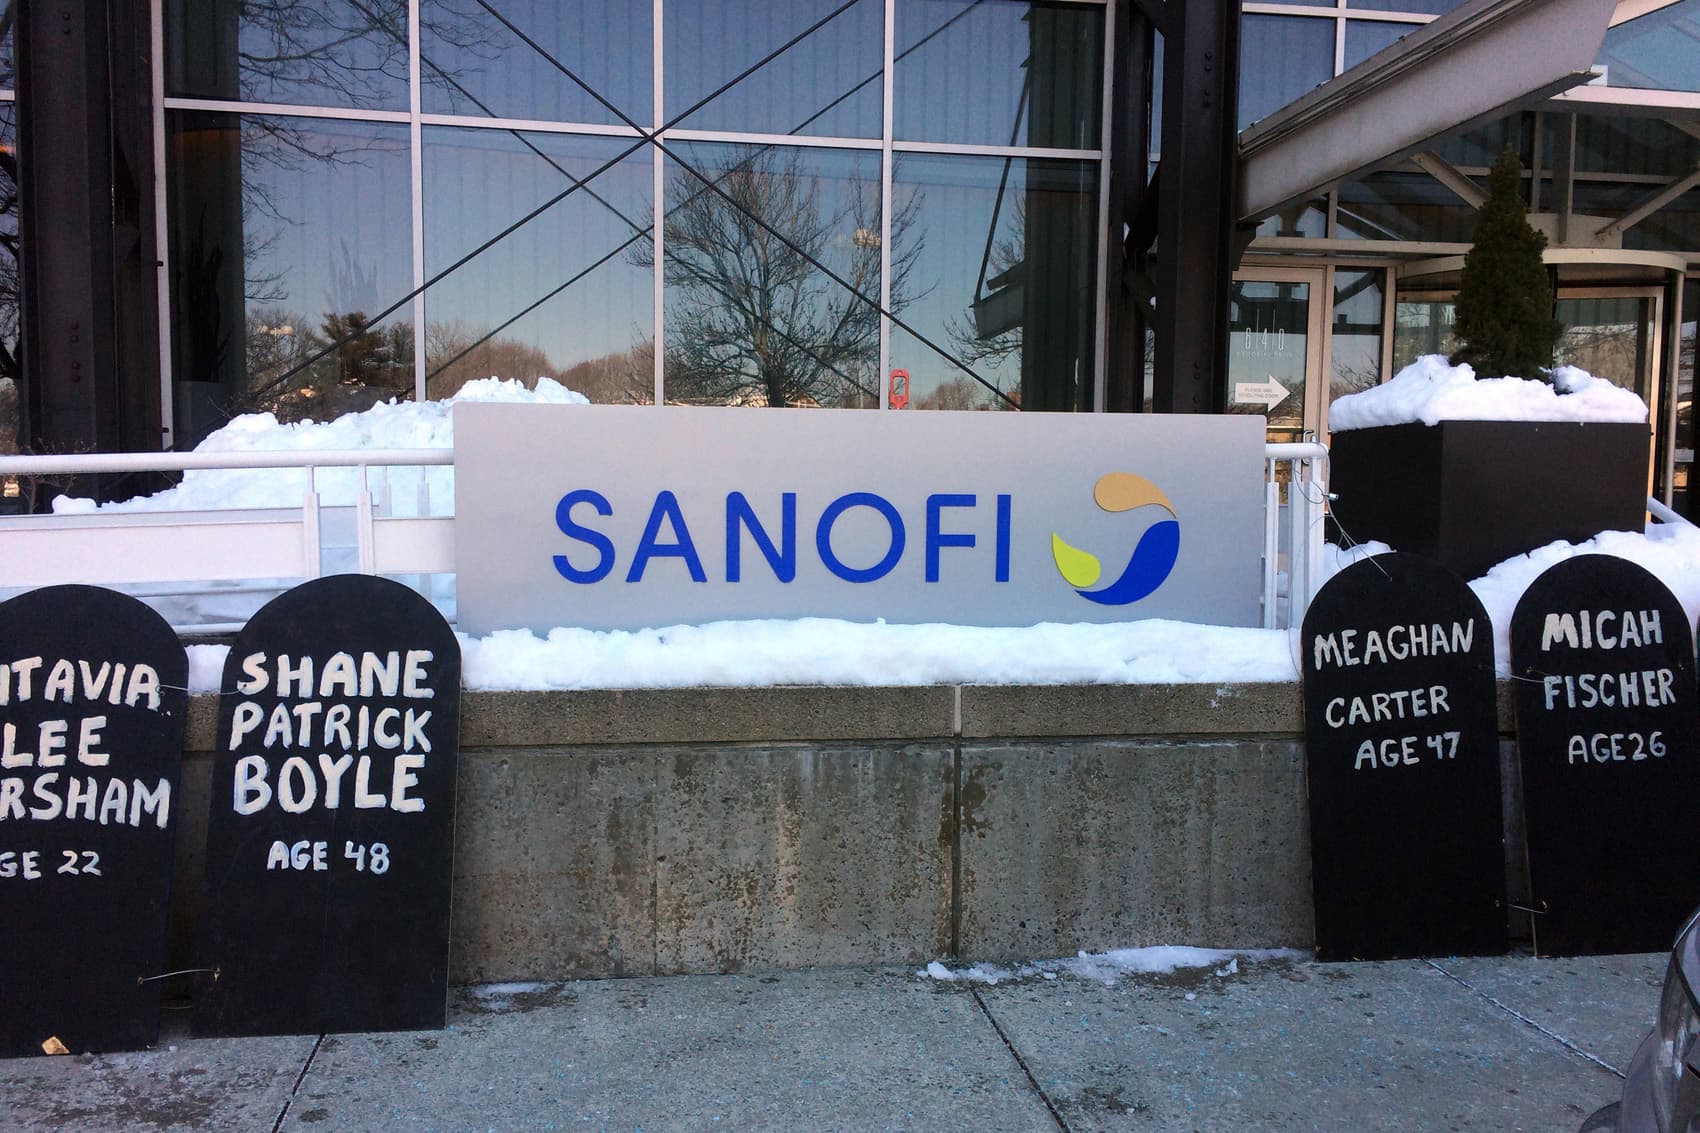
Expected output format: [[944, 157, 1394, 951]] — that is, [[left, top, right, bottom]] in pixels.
[[453, 404, 1267, 634]]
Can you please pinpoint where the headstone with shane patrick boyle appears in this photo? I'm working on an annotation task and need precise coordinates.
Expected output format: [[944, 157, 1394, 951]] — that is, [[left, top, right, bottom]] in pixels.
[[1511, 554, 1700, 955], [1301, 553, 1504, 961], [0, 585, 188, 1057], [194, 575, 461, 1036]]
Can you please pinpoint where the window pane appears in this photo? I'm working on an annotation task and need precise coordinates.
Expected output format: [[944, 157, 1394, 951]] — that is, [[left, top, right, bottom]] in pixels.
[[665, 0, 882, 138], [421, 1, 652, 126], [1555, 297, 1650, 398], [1256, 199, 1328, 238], [0, 104, 17, 447], [1393, 299, 1457, 370], [1597, 0, 1700, 93], [0, 2, 14, 91], [890, 154, 1098, 412], [1229, 281, 1309, 437], [165, 0, 408, 110], [1344, 20, 1414, 70], [1572, 116, 1700, 178], [1239, 16, 1333, 130], [1332, 269, 1384, 401], [896, 0, 1104, 149], [1337, 171, 1478, 242], [662, 142, 882, 408], [424, 127, 653, 403], [1349, 0, 1463, 14], [166, 114, 414, 447]]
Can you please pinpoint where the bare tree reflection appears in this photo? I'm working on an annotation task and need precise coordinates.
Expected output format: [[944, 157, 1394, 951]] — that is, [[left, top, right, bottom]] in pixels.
[[635, 145, 918, 408]]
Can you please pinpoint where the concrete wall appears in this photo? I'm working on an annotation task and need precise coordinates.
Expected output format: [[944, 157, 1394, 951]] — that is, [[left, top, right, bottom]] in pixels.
[[171, 682, 1526, 982]]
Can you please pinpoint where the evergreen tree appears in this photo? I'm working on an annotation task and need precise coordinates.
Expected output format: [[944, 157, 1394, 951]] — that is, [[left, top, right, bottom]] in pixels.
[[1449, 148, 1562, 381]]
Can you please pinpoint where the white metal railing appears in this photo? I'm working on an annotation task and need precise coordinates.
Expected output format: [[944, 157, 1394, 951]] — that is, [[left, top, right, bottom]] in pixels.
[[0, 443, 1329, 634], [1264, 442, 1331, 630]]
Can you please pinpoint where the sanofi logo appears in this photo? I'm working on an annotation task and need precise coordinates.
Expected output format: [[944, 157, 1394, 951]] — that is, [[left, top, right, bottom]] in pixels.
[[1050, 473, 1181, 606]]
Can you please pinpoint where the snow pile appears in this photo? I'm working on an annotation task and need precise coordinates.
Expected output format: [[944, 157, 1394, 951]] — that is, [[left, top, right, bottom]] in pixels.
[[1470, 522, 1700, 670], [919, 945, 1302, 987], [455, 617, 1297, 692], [1328, 355, 1647, 432], [51, 377, 585, 515]]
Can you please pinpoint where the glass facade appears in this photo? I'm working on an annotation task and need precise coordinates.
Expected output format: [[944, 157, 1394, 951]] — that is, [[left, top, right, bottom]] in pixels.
[[159, 0, 1106, 444], [0, 2, 18, 452]]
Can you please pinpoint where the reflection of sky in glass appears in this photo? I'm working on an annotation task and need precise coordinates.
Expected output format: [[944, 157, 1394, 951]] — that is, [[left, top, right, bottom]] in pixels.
[[665, 0, 882, 137], [662, 141, 882, 407], [890, 154, 1095, 411], [1344, 20, 1413, 71], [167, 0, 408, 109], [897, 0, 1103, 149], [239, 117, 413, 322], [425, 127, 652, 376], [421, 0, 652, 124], [1598, 1, 1700, 92], [1239, 15, 1332, 130]]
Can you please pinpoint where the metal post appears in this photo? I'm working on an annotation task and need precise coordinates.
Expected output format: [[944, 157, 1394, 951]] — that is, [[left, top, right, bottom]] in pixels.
[[17, 0, 162, 493], [1151, 0, 1244, 415]]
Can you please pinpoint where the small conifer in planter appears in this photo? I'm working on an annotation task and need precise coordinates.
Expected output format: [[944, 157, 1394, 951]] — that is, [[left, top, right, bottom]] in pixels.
[[1448, 148, 1563, 381]]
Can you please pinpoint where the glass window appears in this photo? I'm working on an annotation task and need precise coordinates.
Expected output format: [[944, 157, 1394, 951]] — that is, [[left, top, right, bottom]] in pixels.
[[1256, 199, 1328, 239], [421, 1, 652, 126], [1348, 0, 1464, 13], [665, 0, 883, 138], [890, 153, 1097, 412], [1344, 20, 1414, 71], [896, 0, 1104, 149], [1393, 298, 1457, 370], [1337, 171, 1479, 243], [1432, 117, 1523, 170], [1228, 280, 1310, 440], [1572, 116, 1700, 178], [424, 127, 653, 403], [0, 103, 17, 445], [1673, 279, 1696, 515], [1596, 0, 1700, 93], [0, 1, 14, 91], [661, 142, 883, 408], [1622, 188, 1700, 255], [165, 0, 408, 110], [166, 113, 414, 447], [1554, 296, 1650, 397], [1331, 269, 1384, 401], [1239, 16, 1333, 131]]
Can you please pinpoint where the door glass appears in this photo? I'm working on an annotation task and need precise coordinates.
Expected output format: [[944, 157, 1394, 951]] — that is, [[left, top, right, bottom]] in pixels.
[[1229, 279, 1309, 442], [1554, 296, 1651, 399], [1674, 280, 1697, 519]]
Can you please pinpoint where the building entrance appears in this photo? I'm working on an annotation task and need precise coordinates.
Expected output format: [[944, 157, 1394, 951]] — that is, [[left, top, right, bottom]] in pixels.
[[1227, 268, 1327, 444]]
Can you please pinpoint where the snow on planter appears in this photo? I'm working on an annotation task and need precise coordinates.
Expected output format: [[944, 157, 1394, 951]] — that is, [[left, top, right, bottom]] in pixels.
[[1328, 355, 1647, 432]]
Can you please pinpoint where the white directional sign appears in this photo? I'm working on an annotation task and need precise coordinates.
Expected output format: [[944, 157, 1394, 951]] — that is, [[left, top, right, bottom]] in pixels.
[[1232, 379, 1290, 410]]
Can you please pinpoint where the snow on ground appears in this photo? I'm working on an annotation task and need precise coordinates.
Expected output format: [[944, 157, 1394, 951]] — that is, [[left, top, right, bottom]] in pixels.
[[1329, 355, 1647, 431], [44, 374, 1699, 693], [919, 945, 1303, 987]]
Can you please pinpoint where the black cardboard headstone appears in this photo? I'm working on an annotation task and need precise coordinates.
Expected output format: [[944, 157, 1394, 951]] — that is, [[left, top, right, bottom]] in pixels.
[[1510, 554, 1700, 955], [193, 575, 461, 1037], [1301, 553, 1504, 961], [0, 585, 188, 1057]]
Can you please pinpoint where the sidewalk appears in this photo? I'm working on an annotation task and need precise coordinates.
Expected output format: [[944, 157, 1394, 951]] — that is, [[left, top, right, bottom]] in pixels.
[[0, 951, 1660, 1132]]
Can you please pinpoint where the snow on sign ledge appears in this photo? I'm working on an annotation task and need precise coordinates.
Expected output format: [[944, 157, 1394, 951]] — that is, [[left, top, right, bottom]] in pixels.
[[1328, 356, 1648, 432]]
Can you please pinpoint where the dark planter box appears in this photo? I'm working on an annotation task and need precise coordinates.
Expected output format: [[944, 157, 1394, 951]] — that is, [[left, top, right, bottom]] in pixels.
[[1328, 420, 1649, 581]]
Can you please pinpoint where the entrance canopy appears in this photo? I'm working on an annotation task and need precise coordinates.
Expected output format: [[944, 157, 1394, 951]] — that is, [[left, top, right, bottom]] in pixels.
[[1237, 0, 1622, 223]]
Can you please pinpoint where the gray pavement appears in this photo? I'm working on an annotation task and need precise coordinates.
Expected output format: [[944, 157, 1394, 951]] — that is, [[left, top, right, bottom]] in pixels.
[[0, 952, 1663, 1132]]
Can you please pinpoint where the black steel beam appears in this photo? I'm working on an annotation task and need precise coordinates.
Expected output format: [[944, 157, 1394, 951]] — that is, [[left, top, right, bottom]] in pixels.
[[1150, 0, 1244, 414], [18, 0, 161, 491], [1104, 0, 1152, 412]]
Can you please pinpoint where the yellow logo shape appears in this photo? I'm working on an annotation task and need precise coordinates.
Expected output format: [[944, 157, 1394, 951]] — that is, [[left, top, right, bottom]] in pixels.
[[1051, 473, 1180, 597]]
